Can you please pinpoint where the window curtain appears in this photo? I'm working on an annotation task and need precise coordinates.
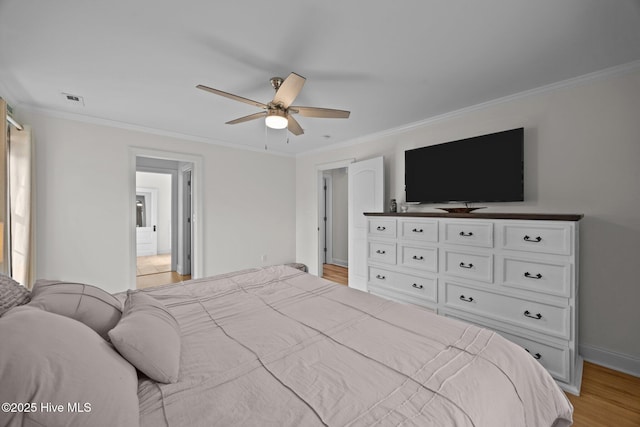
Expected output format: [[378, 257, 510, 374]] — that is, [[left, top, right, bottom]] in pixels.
[[9, 125, 34, 288]]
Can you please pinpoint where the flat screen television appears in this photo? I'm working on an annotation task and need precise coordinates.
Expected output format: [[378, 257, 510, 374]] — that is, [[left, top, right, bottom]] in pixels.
[[405, 128, 524, 204]]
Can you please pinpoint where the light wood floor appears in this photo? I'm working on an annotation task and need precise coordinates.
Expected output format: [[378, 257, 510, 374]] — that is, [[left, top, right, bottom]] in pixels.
[[136, 254, 190, 289], [322, 263, 348, 286], [322, 263, 640, 425], [568, 362, 640, 426]]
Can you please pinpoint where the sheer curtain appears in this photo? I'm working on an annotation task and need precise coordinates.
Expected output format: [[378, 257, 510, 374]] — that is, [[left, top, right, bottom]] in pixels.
[[9, 125, 34, 288], [1, 98, 34, 288]]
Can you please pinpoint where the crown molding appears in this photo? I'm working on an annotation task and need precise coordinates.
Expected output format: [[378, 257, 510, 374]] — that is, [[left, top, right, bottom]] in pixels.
[[297, 60, 640, 158], [16, 104, 295, 158]]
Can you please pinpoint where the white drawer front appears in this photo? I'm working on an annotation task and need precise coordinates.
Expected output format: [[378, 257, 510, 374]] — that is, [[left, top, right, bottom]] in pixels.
[[399, 219, 438, 243], [369, 267, 437, 303], [444, 282, 570, 339], [368, 242, 396, 265], [502, 257, 571, 297], [442, 249, 493, 283], [368, 219, 397, 238], [400, 245, 438, 272], [443, 221, 493, 248], [502, 223, 572, 255]]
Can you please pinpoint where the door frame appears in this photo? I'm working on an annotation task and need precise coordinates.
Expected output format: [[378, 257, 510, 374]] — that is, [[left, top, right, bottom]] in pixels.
[[180, 167, 192, 276], [316, 159, 354, 278], [128, 147, 204, 289], [321, 172, 333, 266]]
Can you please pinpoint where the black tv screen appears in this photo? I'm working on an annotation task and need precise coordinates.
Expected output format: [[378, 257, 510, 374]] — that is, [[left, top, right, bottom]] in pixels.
[[405, 128, 524, 204]]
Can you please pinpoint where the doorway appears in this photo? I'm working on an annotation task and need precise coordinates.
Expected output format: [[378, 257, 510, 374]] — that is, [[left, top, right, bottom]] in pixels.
[[316, 157, 384, 290], [321, 170, 349, 286], [130, 150, 201, 289], [318, 161, 352, 286]]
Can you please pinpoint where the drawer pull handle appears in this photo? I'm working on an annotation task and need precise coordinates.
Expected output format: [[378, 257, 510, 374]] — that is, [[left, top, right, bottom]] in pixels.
[[523, 310, 542, 320], [412, 228, 424, 233], [412, 255, 424, 260], [523, 235, 542, 243], [375, 250, 386, 254], [459, 262, 474, 269], [524, 272, 543, 279], [459, 295, 474, 302], [459, 231, 474, 237], [525, 349, 542, 360], [412, 283, 424, 290], [376, 274, 386, 280], [376, 226, 386, 231]]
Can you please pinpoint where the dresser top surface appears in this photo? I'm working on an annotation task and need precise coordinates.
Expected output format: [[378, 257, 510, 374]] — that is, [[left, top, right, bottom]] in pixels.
[[364, 212, 583, 221]]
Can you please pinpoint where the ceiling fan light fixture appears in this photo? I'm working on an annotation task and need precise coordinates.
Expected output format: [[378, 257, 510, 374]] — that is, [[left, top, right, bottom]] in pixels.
[[265, 110, 288, 129]]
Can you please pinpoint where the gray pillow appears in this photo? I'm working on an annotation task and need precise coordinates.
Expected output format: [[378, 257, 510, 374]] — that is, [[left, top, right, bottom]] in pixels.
[[28, 280, 122, 340], [0, 273, 30, 317], [0, 305, 139, 427], [109, 291, 181, 383]]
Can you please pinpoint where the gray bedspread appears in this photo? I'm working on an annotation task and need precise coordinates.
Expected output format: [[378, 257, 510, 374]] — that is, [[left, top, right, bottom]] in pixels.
[[133, 265, 573, 426]]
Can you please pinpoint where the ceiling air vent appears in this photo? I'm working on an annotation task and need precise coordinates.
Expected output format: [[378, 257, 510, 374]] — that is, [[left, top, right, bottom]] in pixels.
[[61, 92, 85, 106]]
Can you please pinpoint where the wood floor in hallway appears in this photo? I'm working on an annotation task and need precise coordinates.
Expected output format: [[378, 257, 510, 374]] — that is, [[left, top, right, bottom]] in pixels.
[[136, 254, 190, 289], [322, 263, 348, 286]]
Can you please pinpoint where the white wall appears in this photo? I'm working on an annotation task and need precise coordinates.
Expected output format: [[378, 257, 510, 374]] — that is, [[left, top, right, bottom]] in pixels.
[[26, 111, 296, 294], [136, 171, 172, 254], [296, 68, 640, 370]]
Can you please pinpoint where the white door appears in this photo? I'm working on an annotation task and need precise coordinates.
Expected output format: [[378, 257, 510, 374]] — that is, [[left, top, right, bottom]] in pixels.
[[136, 188, 158, 257], [348, 157, 384, 291]]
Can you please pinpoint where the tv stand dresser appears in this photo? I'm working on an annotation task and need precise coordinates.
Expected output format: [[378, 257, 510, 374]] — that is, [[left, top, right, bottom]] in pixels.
[[364, 212, 583, 395]]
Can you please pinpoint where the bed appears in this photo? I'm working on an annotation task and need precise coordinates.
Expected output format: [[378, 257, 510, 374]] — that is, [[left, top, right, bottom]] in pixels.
[[0, 265, 573, 426]]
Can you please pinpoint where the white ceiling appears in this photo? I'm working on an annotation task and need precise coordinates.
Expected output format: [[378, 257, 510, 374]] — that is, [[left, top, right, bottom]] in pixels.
[[1, 0, 639, 155]]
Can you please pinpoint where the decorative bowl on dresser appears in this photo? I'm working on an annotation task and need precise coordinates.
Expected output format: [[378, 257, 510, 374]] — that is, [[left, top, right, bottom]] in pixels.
[[364, 211, 584, 395]]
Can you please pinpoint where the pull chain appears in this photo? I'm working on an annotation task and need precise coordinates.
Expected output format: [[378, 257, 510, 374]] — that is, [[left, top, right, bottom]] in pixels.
[[264, 122, 268, 150]]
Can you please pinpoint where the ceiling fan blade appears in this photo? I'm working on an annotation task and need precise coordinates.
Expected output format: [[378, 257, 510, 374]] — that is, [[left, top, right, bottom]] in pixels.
[[226, 111, 267, 125], [273, 73, 306, 108], [196, 84, 267, 109], [290, 106, 350, 119], [287, 115, 304, 136]]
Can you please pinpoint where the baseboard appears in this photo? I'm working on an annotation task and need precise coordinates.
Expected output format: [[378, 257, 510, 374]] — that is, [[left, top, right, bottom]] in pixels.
[[330, 259, 348, 268], [580, 344, 640, 378]]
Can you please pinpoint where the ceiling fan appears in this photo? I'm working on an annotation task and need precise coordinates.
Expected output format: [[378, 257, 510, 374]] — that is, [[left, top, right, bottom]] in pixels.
[[196, 72, 350, 136]]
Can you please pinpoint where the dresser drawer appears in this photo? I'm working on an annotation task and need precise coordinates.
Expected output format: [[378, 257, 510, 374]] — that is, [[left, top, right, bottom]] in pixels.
[[502, 257, 571, 297], [501, 223, 572, 256], [368, 241, 396, 265], [442, 221, 493, 248], [368, 219, 397, 238], [443, 282, 570, 339], [369, 267, 436, 303], [399, 245, 438, 272], [399, 219, 438, 243], [442, 249, 493, 283]]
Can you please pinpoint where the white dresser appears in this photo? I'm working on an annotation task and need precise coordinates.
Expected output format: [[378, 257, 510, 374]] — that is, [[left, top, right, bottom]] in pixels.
[[365, 212, 583, 394]]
